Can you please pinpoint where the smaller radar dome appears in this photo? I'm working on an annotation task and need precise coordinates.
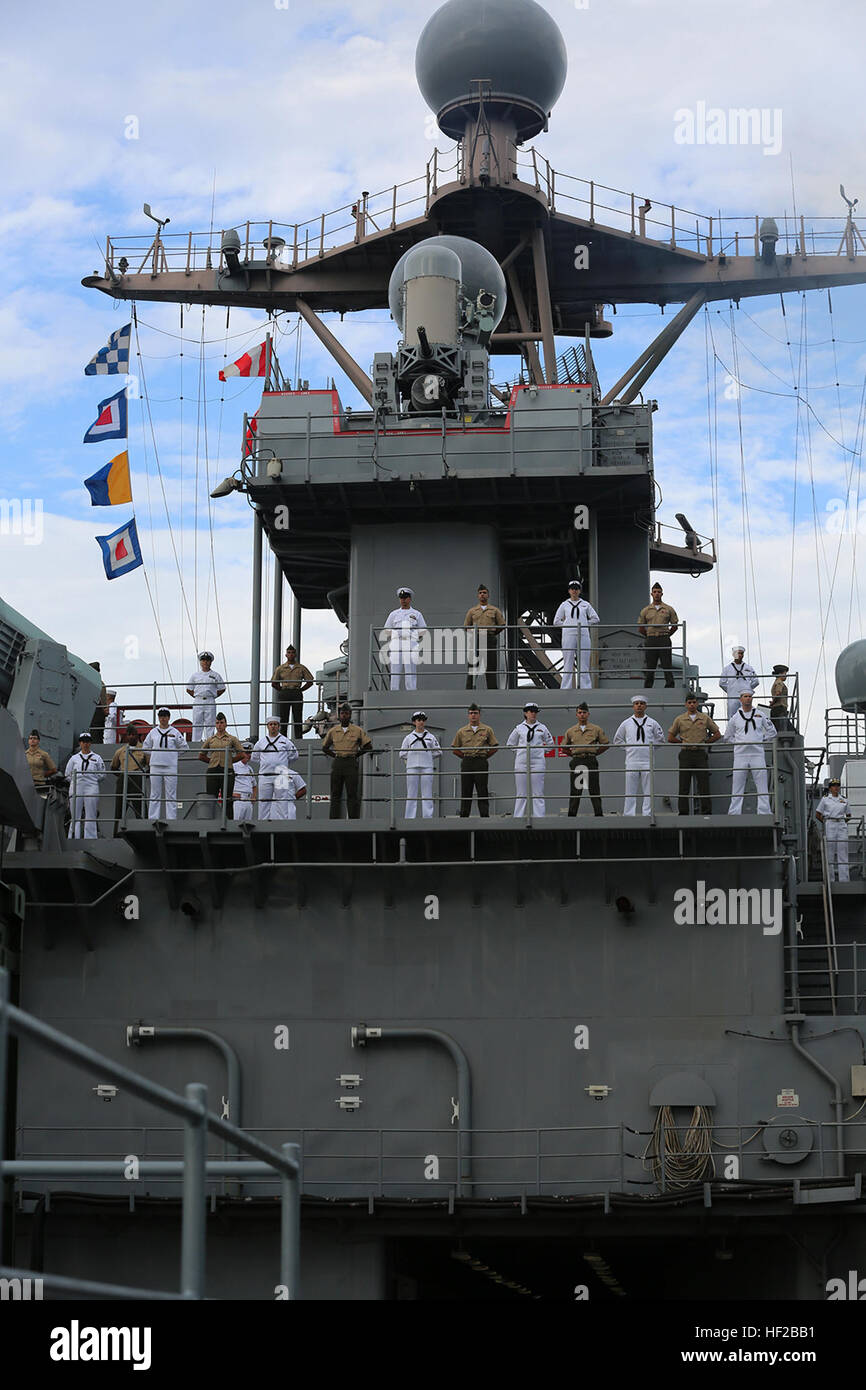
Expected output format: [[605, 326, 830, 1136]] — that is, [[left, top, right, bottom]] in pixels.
[[389, 236, 507, 335], [416, 0, 568, 141], [836, 641, 866, 713]]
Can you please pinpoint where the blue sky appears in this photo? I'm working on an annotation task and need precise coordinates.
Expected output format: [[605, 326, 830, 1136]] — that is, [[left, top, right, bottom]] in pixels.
[[1, 0, 864, 742]]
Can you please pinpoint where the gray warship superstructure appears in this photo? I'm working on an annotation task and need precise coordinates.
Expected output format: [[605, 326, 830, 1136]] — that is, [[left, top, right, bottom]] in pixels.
[[3, 0, 866, 1301]]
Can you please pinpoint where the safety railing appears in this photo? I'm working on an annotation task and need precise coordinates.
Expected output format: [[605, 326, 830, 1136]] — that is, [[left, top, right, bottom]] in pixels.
[[786, 941, 866, 1015], [79, 678, 338, 747], [98, 142, 866, 284], [709, 671, 799, 733], [0, 968, 300, 1300], [59, 736, 784, 836], [825, 708, 866, 758], [12, 1117, 864, 1199], [369, 622, 691, 694]]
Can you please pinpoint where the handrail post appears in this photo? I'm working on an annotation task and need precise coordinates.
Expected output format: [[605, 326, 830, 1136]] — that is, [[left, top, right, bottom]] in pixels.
[[180, 1082, 208, 1299], [307, 742, 313, 821], [221, 751, 229, 830], [390, 746, 396, 828], [280, 1141, 301, 1299], [0, 969, 8, 1260]]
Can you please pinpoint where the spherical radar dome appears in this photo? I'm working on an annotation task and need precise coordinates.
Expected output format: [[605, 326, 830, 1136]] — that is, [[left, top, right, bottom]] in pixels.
[[836, 641, 866, 713], [389, 236, 508, 334], [416, 0, 568, 140]]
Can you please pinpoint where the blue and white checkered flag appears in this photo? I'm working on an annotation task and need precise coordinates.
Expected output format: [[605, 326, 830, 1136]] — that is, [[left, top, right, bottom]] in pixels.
[[85, 323, 132, 376]]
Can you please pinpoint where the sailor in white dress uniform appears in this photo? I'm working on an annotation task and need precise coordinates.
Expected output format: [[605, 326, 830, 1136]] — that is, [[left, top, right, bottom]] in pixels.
[[186, 652, 227, 743], [815, 779, 851, 881], [613, 696, 666, 816], [554, 580, 600, 691], [104, 693, 120, 746], [719, 645, 759, 720], [723, 691, 776, 815], [252, 718, 299, 821], [65, 733, 106, 839], [383, 588, 427, 692], [231, 744, 257, 823], [281, 769, 308, 822], [507, 703, 555, 817], [400, 712, 441, 819], [142, 710, 187, 820]]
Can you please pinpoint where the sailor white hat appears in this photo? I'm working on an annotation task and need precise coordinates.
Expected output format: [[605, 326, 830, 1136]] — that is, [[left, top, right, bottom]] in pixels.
[[523, 702, 540, 713], [732, 642, 745, 653], [266, 715, 281, 724], [198, 650, 215, 661], [631, 694, 648, 704], [568, 578, 582, 589], [79, 731, 93, 739], [397, 587, 413, 598]]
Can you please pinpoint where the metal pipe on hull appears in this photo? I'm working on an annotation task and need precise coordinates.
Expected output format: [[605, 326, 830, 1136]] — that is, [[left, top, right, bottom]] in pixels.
[[787, 1021, 845, 1178], [251, 510, 264, 739], [352, 1024, 471, 1194]]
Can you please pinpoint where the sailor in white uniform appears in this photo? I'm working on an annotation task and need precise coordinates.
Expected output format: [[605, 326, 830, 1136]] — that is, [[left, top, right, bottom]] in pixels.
[[383, 588, 427, 692], [507, 702, 555, 818], [142, 709, 187, 821], [400, 711, 441, 819], [231, 743, 257, 823], [279, 768, 308, 822], [554, 580, 600, 691], [253, 717, 299, 821], [815, 779, 851, 882], [720, 645, 759, 720], [65, 733, 106, 839], [613, 696, 666, 816], [104, 692, 120, 746], [723, 691, 776, 815], [186, 651, 227, 743]]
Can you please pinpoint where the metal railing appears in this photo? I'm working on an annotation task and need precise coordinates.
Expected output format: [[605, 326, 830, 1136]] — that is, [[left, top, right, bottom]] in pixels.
[[98, 143, 866, 282], [370, 622, 691, 693], [12, 1117, 865, 1199], [0, 968, 300, 1300], [826, 708, 866, 758], [59, 737, 784, 836], [786, 941, 866, 1015]]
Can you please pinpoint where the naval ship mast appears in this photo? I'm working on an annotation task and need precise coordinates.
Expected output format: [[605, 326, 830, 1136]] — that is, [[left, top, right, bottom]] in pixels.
[[3, 0, 866, 1309]]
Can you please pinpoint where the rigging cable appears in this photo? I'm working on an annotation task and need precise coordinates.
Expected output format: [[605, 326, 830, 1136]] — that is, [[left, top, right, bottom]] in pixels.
[[129, 306, 181, 699], [132, 312, 199, 651], [703, 309, 725, 668], [728, 304, 763, 673]]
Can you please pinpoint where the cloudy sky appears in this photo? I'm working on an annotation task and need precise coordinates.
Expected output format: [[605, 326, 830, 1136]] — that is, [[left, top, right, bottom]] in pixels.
[[1, 0, 864, 744]]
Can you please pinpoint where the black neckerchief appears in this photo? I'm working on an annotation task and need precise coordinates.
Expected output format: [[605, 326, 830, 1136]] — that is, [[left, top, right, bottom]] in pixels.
[[632, 718, 646, 743]]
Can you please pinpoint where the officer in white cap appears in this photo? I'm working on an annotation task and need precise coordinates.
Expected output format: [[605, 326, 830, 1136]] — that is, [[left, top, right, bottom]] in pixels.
[[142, 710, 187, 821], [231, 743, 257, 823], [815, 779, 851, 882], [253, 717, 299, 820], [382, 588, 427, 692], [186, 651, 227, 743], [723, 690, 776, 815], [507, 703, 555, 818], [399, 712, 441, 819], [554, 580, 600, 691], [613, 697, 666, 816], [719, 645, 759, 720], [65, 732, 106, 839]]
